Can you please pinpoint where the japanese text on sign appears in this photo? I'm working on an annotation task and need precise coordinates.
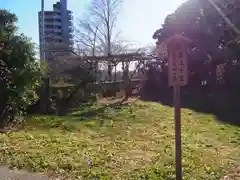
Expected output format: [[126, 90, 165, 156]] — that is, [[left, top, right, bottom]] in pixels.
[[168, 50, 188, 86]]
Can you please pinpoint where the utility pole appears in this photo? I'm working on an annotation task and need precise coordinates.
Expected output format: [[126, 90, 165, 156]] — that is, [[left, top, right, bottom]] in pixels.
[[41, 0, 45, 61], [40, 0, 49, 113]]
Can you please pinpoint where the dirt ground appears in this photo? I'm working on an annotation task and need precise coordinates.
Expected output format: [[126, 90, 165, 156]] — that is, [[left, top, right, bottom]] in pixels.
[[221, 167, 240, 180], [0, 166, 49, 180], [98, 97, 138, 105]]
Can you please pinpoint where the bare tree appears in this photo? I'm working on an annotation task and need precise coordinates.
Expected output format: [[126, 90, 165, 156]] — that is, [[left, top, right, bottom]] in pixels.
[[90, 0, 122, 53], [75, 19, 100, 56], [75, 0, 123, 81]]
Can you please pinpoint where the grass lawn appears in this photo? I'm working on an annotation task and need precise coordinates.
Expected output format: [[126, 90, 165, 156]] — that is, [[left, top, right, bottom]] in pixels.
[[0, 101, 239, 179]]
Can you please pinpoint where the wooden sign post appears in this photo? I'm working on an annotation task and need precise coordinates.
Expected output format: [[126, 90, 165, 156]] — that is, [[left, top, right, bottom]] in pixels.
[[165, 34, 190, 180]]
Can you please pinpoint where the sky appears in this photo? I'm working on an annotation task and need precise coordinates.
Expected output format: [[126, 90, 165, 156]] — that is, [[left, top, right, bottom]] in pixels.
[[1, 0, 186, 48]]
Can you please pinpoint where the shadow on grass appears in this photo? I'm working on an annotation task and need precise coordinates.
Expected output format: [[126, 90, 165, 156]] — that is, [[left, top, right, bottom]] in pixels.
[[140, 87, 240, 126], [27, 100, 133, 132], [70, 101, 129, 120]]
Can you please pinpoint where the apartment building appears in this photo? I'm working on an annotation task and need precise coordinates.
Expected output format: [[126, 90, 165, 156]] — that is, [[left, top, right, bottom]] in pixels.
[[38, 0, 73, 61]]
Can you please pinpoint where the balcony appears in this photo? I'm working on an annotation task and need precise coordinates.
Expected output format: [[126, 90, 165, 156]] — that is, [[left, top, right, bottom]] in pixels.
[[53, 21, 61, 26], [44, 15, 55, 20], [54, 36, 63, 40], [44, 21, 53, 25], [68, 27, 73, 33], [68, 14, 73, 20], [67, 10, 72, 15], [53, 15, 61, 20], [68, 34, 73, 39], [44, 28, 54, 32], [69, 40, 74, 45], [53, 28, 62, 33]]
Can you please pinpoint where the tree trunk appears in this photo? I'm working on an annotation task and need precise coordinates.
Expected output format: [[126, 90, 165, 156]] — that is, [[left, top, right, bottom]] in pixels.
[[40, 75, 51, 114], [108, 63, 112, 81], [114, 64, 117, 82], [123, 62, 130, 101]]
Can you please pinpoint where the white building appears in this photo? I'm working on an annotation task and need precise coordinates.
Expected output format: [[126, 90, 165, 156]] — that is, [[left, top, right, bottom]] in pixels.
[[38, 0, 73, 61]]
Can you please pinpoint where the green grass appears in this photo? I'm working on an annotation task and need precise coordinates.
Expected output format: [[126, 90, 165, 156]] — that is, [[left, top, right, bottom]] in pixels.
[[0, 101, 239, 179]]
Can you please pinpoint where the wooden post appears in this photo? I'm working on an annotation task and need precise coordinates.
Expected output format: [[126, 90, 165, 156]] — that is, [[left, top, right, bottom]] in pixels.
[[164, 34, 191, 180], [174, 84, 182, 180]]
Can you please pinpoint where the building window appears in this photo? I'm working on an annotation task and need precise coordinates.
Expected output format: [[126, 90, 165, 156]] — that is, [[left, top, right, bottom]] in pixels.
[[45, 25, 54, 29]]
